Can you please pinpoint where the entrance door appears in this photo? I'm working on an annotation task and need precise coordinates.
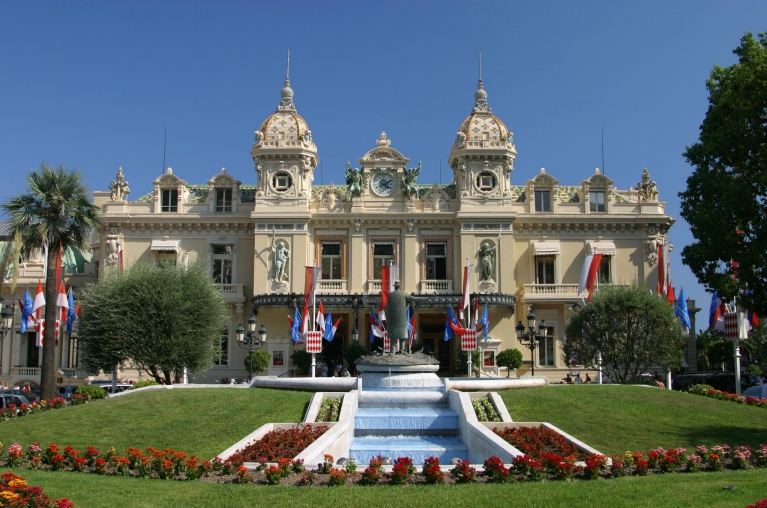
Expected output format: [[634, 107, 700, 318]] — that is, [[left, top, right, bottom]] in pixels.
[[321, 315, 348, 374], [419, 315, 451, 373], [26, 333, 40, 368]]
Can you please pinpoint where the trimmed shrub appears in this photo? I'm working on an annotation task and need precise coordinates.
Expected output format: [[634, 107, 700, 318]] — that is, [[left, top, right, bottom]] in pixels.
[[686, 383, 714, 396], [75, 385, 107, 399], [131, 380, 160, 390]]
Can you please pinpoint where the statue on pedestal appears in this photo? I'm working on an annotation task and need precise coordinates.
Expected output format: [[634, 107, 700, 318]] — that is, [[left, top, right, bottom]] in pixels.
[[384, 282, 430, 353]]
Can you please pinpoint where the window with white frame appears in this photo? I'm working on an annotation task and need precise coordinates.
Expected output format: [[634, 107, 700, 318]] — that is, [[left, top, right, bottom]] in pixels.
[[214, 328, 229, 366], [372, 242, 395, 279], [215, 189, 232, 213], [156, 250, 176, 265], [321, 241, 343, 280], [538, 326, 556, 366], [589, 190, 605, 212], [161, 189, 178, 212], [534, 190, 551, 212], [598, 255, 611, 284], [535, 257, 555, 284], [425, 242, 447, 280], [212, 245, 233, 284]]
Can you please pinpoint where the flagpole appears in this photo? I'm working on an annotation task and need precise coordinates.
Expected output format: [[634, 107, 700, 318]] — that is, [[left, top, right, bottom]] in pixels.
[[497, 230, 501, 295], [312, 261, 317, 377], [465, 257, 471, 378]]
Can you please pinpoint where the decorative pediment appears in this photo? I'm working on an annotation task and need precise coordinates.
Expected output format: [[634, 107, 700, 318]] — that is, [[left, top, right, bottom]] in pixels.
[[153, 168, 187, 188], [582, 169, 614, 189], [207, 169, 240, 188], [527, 169, 560, 188], [358, 132, 410, 165]]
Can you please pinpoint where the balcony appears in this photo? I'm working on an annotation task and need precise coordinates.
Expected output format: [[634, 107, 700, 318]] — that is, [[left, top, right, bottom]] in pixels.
[[420, 280, 453, 294], [11, 367, 40, 378], [523, 284, 583, 301], [367, 280, 382, 293], [217, 283, 245, 303], [318, 279, 347, 294]]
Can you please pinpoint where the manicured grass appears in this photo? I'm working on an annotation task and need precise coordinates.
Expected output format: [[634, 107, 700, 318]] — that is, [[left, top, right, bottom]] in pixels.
[[0, 388, 312, 459], [501, 385, 767, 455], [5, 467, 767, 508]]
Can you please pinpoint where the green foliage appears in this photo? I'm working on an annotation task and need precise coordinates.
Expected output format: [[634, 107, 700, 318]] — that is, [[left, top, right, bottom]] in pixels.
[[343, 342, 367, 372], [74, 385, 107, 400], [316, 395, 342, 422], [496, 348, 524, 377], [244, 350, 270, 376], [687, 383, 715, 396], [471, 397, 501, 422], [564, 282, 686, 384], [2, 163, 104, 400], [680, 32, 767, 317], [130, 380, 160, 390], [456, 350, 482, 376], [290, 349, 323, 375], [78, 260, 230, 385]]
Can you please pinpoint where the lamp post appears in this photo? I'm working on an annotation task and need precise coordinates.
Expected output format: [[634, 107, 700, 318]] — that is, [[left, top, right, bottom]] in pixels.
[[235, 315, 267, 382], [0, 295, 14, 338], [515, 311, 548, 377], [351, 295, 362, 343]]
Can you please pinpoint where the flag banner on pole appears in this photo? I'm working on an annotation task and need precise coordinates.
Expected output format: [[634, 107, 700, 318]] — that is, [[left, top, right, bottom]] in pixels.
[[290, 306, 302, 344], [32, 280, 45, 313], [461, 328, 477, 351], [327, 317, 342, 342], [656, 243, 665, 295], [709, 291, 722, 330], [478, 303, 490, 340], [459, 265, 472, 319], [379, 265, 398, 311], [316, 302, 326, 333], [323, 308, 333, 340], [369, 314, 384, 339], [472, 299, 479, 328], [663, 243, 671, 295], [666, 282, 675, 306], [738, 311, 752, 339], [20, 289, 33, 334], [586, 254, 603, 294], [443, 318, 452, 342], [675, 288, 691, 333], [577, 254, 594, 295], [306, 331, 323, 353], [724, 312, 738, 340], [300, 299, 310, 335], [407, 311, 417, 347], [383, 331, 390, 352], [303, 266, 321, 303]]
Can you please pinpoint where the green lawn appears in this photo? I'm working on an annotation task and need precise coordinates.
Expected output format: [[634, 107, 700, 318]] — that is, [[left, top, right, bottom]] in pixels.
[[2, 385, 766, 507], [501, 385, 767, 455]]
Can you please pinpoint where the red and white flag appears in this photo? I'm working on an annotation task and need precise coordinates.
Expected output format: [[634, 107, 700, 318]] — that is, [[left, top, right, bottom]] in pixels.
[[379, 265, 399, 311], [577, 254, 594, 295], [459, 265, 472, 320], [315, 301, 326, 333], [657, 243, 665, 295], [304, 266, 322, 304], [586, 254, 603, 294], [32, 280, 45, 313]]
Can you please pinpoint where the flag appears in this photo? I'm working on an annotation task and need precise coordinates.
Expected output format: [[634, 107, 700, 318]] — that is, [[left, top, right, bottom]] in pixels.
[[446, 306, 467, 335], [34, 308, 44, 347], [406, 306, 414, 344], [380, 265, 392, 310], [66, 288, 76, 335], [656, 243, 665, 295], [577, 254, 594, 295], [300, 299, 310, 335], [478, 303, 490, 340], [459, 265, 472, 320], [290, 305, 302, 344], [472, 299, 479, 328], [326, 316, 342, 342], [32, 280, 45, 313], [316, 302, 326, 333], [708, 291, 722, 330], [443, 318, 453, 342], [738, 311, 753, 338], [675, 288, 691, 333], [303, 266, 321, 304], [407, 307, 416, 347], [20, 289, 33, 334], [663, 243, 671, 295], [369, 314, 384, 340], [586, 254, 603, 294], [666, 282, 675, 306]]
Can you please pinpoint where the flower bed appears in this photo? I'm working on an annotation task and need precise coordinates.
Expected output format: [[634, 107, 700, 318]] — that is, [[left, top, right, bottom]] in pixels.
[[699, 389, 767, 408], [315, 396, 342, 422], [0, 471, 74, 507], [471, 397, 501, 422], [493, 425, 587, 461], [0, 398, 70, 422], [237, 425, 329, 462]]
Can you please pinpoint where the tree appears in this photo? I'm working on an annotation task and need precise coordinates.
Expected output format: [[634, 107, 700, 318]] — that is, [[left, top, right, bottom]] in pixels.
[[680, 32, 767, 316], [496, 348, 524, 377], [78, 260, 229, 385], [456, 350, 482, 377], [244, 350, 270, 377], [2, 164, 103, 399], [564, 282, 686, 384]]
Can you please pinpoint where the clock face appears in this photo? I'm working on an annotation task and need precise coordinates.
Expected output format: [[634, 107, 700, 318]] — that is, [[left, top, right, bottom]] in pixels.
[[371, 172, 397, 197]]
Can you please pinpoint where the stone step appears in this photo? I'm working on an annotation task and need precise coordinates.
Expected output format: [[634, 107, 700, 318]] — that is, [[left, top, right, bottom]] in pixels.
[[358, 389, 447, 407], [354, 407, 459, 431], [349, 436, 468, 465]]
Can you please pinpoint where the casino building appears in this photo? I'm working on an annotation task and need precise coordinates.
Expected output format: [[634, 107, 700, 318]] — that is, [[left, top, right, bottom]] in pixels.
[[0, 70, 674, 387]]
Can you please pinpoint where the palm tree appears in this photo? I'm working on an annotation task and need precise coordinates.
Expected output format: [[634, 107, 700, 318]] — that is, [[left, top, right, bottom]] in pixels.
[[2, 164, 103, 399]]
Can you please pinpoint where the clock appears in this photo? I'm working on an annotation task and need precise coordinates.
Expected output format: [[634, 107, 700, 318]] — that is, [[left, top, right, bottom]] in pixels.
[[371, 171, 397, 197]]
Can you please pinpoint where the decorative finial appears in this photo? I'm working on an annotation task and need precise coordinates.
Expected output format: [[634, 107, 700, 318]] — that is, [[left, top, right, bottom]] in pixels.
[[377, 131, 391, 147], [166, 167, 172, 174], [277, 50, 296, 112], [221, 167, 226, 174], [286, 49, 290, 83], [472, 54, 491, 114], [540, 167, 546, 174], [478, 52, 482, 82]]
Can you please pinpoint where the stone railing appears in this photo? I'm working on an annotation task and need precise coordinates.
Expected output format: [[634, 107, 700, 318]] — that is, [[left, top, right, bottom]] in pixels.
[[59, 368, 77, 378], [217, 283, 244, 295], [318, 280, 347, 293], [367, 280, 382, 293], [420, 280, 453, 294], [523, 284, 582, 300], [11, 367, 40, 378]]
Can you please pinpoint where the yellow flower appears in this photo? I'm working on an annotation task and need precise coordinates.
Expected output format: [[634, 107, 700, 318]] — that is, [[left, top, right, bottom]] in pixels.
[[7, 479, 28, 488], [0, 491, 20, 500]]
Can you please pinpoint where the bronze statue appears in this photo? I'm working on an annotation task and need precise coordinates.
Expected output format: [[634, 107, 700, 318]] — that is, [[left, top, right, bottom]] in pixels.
[[401, 162, 421, 199], [384, 282, 429, 352], [345, 162, 363, 199]]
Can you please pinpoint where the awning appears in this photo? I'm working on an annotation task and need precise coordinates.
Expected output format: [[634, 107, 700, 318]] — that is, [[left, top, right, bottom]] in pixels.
[[589, 241, 616, 256], [150, 239, 180, 251], [533, 241, 560, 256]]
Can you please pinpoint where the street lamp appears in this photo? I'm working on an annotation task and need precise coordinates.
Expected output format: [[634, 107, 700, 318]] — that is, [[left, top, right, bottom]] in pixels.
[[351, 294, 363, 343], [515, 311, 548, 377], [236, 315, 267, 382], [0, 295, 14, 338]]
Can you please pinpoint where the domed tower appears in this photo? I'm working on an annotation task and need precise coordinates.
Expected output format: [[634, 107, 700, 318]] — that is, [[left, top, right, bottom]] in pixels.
[[448, 66, 517, 208], [250, 52, 319, 209]]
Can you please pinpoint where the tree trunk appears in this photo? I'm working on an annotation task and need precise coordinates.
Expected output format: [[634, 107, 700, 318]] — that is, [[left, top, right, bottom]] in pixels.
[[40, 245, 60, 400], [163, 368, 173, 385]]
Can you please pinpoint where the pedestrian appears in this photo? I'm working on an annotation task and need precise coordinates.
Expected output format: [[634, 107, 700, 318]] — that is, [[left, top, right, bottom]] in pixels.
[[574, 373, 583, 384], [585, 373, 592, 384]]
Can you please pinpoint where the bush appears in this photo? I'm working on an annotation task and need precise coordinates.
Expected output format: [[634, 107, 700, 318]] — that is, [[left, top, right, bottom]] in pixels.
[[496, 348, 524, 377], [131, 380, 160, 390], [687, 383, 715, 396], [455, 350, 482, 377], [244, 350, 270, 376], [75, 385, 107, 399], [291, 350, 324, 376]]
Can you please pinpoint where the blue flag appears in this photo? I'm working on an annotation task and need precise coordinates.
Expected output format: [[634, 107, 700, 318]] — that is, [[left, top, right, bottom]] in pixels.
[[290, 305, 301, 344], [708, 291, 721, 330], [478, 303, 489, 340], [444, 306, 459, 342], [324, 308, 334, 341], [66, 289, 76, 335], [20, 289, 33, 334], [675, 288, 692, 332], [443, 318, 452, 342]]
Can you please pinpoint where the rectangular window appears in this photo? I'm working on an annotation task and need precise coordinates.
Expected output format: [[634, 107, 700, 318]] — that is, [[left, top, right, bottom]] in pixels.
[[214, 328, 229, 366], [157, 250, 176, 265], [534, 190, 551, 212], [212, 245, 233, 284], [161, 189, 178, 212], [589, 191, 605, 212], [321, 242, 343, 280], [372, 242, 395, 280], [425, 242, 447, 280], [536, 257, 555, 284], [215, 189, 232, 213], [538, 326, 555, 366], [598, 255, 611, 284]]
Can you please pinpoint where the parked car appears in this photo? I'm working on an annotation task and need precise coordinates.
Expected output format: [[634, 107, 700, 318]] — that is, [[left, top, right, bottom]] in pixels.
[[0, 393, 31, 409], [104, 384, 133, 394], [0, 389, 39, 404], [57, 386, 78, 400], [743, 385, 767, 400], [671, 372, 744, 393]]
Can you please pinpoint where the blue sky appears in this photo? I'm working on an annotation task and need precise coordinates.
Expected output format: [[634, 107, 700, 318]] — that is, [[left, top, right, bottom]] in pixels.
[[2, 1, 765, 323]]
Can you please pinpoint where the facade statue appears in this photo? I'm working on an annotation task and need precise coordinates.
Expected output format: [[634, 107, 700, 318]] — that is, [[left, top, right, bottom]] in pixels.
[[455, 131, 466, 147], [384, 282, 430, 352], [254, 130, 263, 145], [109, 167, 130, 202], [272, 228, 290, 282], [637, 168, 659, 202], [478, 241, 497, 281], [401, 162, 421, 199], [105, 234, 121, 266], [345, 162, 363, 199]]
